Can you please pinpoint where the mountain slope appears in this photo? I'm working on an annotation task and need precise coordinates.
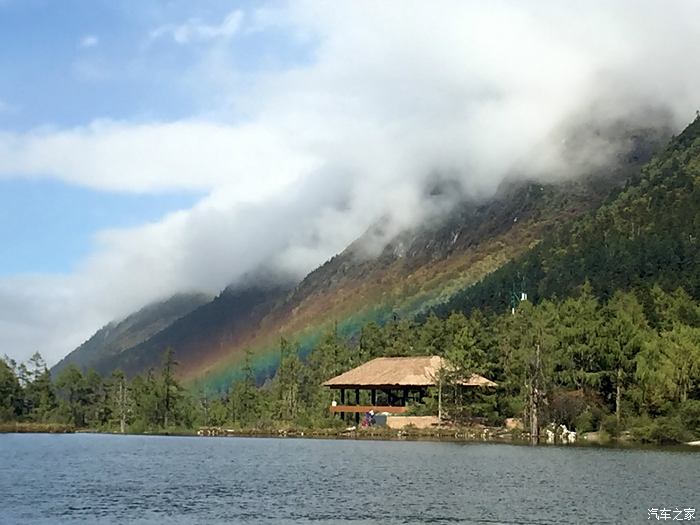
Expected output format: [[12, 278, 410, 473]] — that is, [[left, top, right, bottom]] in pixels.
[[97, 282, 291, 378], [59, 124, 669, 392], [187, 158, 659, 391], [51, 293, 211, 376], [432, 116, 700, 318]]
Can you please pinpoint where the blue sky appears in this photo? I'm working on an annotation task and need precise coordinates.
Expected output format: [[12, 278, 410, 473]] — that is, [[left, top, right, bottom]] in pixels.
[[0, 0, 312, 276], [0, 0, 312, 128], [0, 179, 199, 274], [0, 1, 204, 276]]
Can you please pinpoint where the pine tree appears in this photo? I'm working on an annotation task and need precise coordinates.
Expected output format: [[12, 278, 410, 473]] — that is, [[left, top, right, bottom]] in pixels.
[[276, 338, 302, 421], [160, 348, 180, 428], [54, 364, 87, 427], [599, 291, 649, 426], [0, 357, 22, 421], [22, 353, 56, 421]]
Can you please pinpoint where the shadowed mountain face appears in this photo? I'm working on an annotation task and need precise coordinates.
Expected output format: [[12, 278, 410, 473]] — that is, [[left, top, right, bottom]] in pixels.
[[96, 283, 292, 378], [55, 123, 671, 392], [51, 293, 212, 376]]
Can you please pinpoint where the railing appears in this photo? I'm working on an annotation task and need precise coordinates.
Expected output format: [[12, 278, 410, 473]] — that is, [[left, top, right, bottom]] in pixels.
[[329, 405, 408, 414]]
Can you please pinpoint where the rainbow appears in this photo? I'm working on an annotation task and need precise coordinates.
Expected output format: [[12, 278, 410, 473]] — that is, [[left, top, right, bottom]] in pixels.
[[183, 218, 545, 394]]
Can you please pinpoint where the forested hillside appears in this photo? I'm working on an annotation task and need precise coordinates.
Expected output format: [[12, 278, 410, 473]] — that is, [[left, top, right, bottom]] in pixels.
[[3, 283, 699, 443], [433, 117, 700, 317], [55, 123, 663, 389]]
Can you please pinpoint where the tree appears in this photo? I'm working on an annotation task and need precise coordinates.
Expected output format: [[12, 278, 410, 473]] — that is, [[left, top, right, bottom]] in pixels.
[[303, 325, 352, 423], [384, 318, 416, 356], [275, 338, 303, 421], [358, 321, 385, 363], [599, 291, 649, 425], [0, 357, 22, 421], [229, 348, 259, 425], [496, 300, 558, 442], [417, 313, 448, 356], [130, 371, 160, 430], [160, 348, 181, 428], [445, 312, 487, 377], [54, 364, 88, 427], [85, 369, 108, 428], [108, 370, 130, 433], [556, 282, 604, 391], [658, 324, 700, 403]]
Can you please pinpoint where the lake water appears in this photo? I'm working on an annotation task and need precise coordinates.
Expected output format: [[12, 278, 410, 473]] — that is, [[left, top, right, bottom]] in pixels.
[[0, 434, 698, 524]]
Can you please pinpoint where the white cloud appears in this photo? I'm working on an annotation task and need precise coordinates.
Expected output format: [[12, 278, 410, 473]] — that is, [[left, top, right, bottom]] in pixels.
[[79, 34, 99, 48], [0, 120, 318, 195], [2, 1, 700, 365], [150, 9, 243, 44]]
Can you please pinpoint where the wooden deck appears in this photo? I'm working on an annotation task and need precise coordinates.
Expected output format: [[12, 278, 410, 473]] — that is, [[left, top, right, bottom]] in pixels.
[[329, 405, 408, 414]]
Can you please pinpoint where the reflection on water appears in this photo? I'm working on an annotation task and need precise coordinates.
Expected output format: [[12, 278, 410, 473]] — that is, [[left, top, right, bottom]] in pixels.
[[1, 433, 698, 524]]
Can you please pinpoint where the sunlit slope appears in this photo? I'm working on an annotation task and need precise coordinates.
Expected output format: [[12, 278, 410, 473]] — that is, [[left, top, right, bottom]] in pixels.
[[433, 116, 700, 317], [62, 126, 666, 393], [186, 175, 633, 393]]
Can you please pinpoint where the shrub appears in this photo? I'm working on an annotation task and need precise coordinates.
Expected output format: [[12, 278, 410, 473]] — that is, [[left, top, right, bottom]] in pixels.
[[649, 416, 690, 444], [549, 390, 588, 429], [600, 414, 621, 438], [573, 410, 595, 433], [631, 415, 691, 444], [680, 400, 700, 437]]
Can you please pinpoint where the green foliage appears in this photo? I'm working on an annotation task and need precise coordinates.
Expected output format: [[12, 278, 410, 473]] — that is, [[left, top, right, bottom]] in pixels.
[[0, 357, 22, 421], [631, 415, 692, 444], [600, 414, 622, 438], [2, 280, 700, 441], [54, 364, 90, 427], [680, 400, 700, 437], [433, 118, 700, 318]]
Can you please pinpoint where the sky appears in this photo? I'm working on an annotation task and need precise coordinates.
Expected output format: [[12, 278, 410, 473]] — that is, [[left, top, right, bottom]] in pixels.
[[1, 0, 700, 365]]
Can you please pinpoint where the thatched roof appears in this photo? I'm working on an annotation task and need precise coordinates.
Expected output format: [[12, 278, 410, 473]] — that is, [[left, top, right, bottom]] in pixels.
[[323, 356, 497, 388]]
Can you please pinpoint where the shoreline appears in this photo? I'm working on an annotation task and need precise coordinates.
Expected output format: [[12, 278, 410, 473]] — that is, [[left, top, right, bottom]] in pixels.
[[192, 427, 700, 452], [0, 422, 75, 434], [4, 423, 699, 452]]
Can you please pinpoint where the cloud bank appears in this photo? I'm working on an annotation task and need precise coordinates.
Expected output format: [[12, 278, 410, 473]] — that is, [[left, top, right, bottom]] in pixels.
[[2, 0, 700, 365]]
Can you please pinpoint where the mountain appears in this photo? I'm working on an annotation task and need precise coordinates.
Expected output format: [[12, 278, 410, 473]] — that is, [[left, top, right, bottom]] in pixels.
[[432, 116, 700, 318], [51, 293, 212, 376], [95, 282, 291, 379], [57, 122, 672, 392]]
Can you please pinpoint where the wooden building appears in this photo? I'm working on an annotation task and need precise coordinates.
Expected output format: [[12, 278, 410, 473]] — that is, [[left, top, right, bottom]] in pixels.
[[323, 356, 497, 423]]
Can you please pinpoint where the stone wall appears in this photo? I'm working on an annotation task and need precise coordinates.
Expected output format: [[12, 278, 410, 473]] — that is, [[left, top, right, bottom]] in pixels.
[[385, 416, 440, 429]]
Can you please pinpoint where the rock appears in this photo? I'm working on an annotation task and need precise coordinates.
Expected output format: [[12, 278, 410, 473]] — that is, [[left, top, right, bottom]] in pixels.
[[505, 418, 523, 430], [544, 428, 555, 444], [582, 431, 602, 442]]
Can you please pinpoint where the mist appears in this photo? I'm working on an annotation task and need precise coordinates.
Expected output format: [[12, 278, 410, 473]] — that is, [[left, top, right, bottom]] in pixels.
[[1, 1, 700, 365]]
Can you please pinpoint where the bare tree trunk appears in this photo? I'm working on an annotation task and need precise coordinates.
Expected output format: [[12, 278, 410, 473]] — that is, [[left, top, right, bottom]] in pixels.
[[438, 378, 443, 424], [615, 367, 622, 426], [118, 379, 126, 434], [530, 344, 541, 445], [529, 382, 539, 445], [164, 389, 169, 429]]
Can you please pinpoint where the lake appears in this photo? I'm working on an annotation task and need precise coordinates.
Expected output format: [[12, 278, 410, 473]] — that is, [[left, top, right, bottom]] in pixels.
[[0, 434, 698, 524]]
